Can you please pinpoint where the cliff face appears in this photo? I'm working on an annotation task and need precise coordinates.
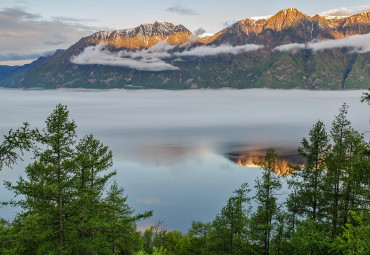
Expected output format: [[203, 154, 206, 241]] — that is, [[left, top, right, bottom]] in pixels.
[[74, 9, 370, 50], [87, 21, 193, 50], [207, 9, 370, 46]]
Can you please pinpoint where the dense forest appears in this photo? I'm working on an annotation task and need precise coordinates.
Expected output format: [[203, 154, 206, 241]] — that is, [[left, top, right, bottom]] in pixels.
[[0, 90, 369, 255]]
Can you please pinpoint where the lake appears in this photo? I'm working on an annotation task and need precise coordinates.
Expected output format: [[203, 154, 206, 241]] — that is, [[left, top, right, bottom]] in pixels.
[[0, 88, 368, 232]]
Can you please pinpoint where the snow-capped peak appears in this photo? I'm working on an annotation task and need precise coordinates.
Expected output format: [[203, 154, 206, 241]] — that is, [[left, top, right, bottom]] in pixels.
[[321, 15, 349, 20], [249, 15, 273, 21]]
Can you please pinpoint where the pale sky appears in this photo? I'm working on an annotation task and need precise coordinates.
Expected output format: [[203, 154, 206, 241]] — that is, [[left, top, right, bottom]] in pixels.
[[0, 0, 369, 65]]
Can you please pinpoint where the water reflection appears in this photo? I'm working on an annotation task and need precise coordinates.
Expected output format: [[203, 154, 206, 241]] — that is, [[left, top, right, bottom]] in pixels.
[[0, 88, 368, 231], [136, 144, 212, 167], [225, 147, 304, 175]]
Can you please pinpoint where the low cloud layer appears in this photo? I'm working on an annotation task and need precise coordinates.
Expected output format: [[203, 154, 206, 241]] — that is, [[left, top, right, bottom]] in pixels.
[[71, 42, 263, 71], [71, 42, 179, 71], [320, 5, 370, 16], [0, 7, 101, 64], [175, 44, 263, 57], [275, 33, 370, 53]]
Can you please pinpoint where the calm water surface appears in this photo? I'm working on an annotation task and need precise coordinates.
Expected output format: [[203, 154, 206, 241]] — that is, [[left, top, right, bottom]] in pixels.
[[0, 88, 368, 231]]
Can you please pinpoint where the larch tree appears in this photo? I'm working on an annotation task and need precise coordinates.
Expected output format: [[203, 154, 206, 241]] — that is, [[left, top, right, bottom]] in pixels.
[[5, 104, 77, 252], [0, 122, 34, 170], [250, 148, 282, 255], [3, 104, 152, 254], [208, 183, 252, 255], [323, 103, 369, 238], [324, 103, 352, 237], [287, 120, 329, 223]]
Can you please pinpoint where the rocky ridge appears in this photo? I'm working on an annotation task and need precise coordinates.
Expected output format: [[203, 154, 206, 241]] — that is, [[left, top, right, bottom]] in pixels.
[[1, 8, 369, 90], [88, 21, 192, 49], [207, 8, 370, 47], [77, 8, 370, 50]]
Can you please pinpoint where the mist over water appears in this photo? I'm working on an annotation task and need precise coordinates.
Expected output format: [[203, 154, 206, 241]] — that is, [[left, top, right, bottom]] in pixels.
[[0, 88, 368, 231]]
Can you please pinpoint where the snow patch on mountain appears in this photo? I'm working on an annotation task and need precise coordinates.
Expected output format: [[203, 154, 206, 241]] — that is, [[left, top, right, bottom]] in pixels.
[[249, 15, 272, 21], [321, 15, 349, 20], [92, 22, 191, 40]]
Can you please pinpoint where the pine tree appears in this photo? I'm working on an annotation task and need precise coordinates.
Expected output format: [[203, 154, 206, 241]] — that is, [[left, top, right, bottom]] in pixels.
[[103, 181, 152, 254], [322, 103, 370, 237], [5, 104, 77, 252], [250, 148, 282, 255], [186, 221, 211, 255], [287, 120, 329, 223], [208, 183, 252, 255], [0, 122, 34, 170], [323, 104, 351, 236], [340, 129, 368, 226], [336, 211, 370, 255], [68, 134, 116, 253], [3, 104, 152, 254], [361, 89, 370, 105]]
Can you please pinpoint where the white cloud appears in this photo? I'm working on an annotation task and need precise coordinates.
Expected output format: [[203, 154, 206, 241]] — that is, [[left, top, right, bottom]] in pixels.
[[71, 42, 264, 71], [71, 42, 179, 71], [274, 33, 370, 53], [175, 44, 263, 57], [222, 20, 236, 28], [0, 7, 103, 64], [274, 43, 306, 52], [166, 2, 198, 16], [320, 5, 370, 16]]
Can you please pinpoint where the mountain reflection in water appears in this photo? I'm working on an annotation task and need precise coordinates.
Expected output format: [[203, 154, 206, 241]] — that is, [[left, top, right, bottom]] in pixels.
[[225, 148, 304, 176], [0, 88, 368, 231]]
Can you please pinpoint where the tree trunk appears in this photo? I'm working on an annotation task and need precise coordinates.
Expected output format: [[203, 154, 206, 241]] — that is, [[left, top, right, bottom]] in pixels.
[[57, 149, 63, 247]]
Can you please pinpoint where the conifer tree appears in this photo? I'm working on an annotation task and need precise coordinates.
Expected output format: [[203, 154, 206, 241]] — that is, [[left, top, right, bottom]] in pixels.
[[208, 183, 251, 255], [287, 120, 329, 222], [3, 104, 151, 254], [323, 103, 368, 237], [5, 104, 77, 251], [361, 89, 370, 105], [103, 181, 142, 254], [0, 122, 34, 170], [186, 221, 211, 255], [250, 148, 282, 255]]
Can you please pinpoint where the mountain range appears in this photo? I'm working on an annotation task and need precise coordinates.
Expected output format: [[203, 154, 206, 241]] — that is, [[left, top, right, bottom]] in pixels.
[[1, 8, 370, 90]]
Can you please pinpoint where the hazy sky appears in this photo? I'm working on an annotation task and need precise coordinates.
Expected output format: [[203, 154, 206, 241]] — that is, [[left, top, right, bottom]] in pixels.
[[0, 0, 369, 65]]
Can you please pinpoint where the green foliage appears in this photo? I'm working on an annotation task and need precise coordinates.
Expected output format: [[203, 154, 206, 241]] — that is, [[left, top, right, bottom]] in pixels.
[[207, 183, 252, 255], [337, 211, 370, 255], [3, 47, 369, 90], [250, 148, 282, 255], [1, 104, 151, 254], [361, 89, 370, 105], [185, 221, 211, 255], [287, 120, 329, 226], [322, 103, 370, 237], [1, 101, 369, 255], [290, 219, 334, 255], [0, 122, 34, 170]]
